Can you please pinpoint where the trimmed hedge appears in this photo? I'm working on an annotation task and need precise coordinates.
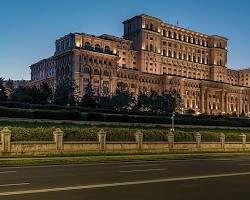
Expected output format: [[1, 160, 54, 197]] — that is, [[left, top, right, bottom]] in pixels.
[[0, 126, 248, 142]]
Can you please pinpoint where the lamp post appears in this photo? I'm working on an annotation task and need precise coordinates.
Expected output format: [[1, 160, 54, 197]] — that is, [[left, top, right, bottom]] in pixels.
[[170, 111, 175, 132]]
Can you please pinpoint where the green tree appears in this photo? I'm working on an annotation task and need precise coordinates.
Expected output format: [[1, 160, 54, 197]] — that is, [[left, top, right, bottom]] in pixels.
[[54, 78, 79, 105], [12, 85, 32, 103], [81, 83, 96, 108], [161, 90, 182, 113], [0, 78, 7, 101], [39, 83, 53, 104], [4, 79, 14, 99], [111, 82, 132, 111]]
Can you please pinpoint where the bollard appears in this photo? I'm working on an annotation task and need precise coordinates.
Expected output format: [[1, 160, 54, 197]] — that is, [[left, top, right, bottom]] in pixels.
[[240, 133, 246, 150], [98, 129, 106, 151], [53, 128, 64, 152], [168, 132, 174, 150], [219, 133, 225, 149], [195, 132, 201, 150], [134, 130, 143, 151]]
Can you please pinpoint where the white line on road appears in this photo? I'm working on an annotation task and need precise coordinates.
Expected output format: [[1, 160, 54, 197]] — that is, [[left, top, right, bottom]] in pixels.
[[120, 164, 160, 168], [1, 171, 250, 196], [120, 168, 167, 173], [0, 183, 30, 187], [0, 171, 16, 174]]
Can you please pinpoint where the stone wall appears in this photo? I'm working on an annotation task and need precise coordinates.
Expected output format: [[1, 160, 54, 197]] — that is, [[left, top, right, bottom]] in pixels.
[[1, 127, 250, 155]]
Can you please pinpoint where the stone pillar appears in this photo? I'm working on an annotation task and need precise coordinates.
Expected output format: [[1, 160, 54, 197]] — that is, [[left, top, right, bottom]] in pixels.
[[1, 127, 11, 153], [53, 128, 64, 152], [221, 91, 225, 113], [195, 132, 201, 150], [219, 133, 225, 149], [200, 87, 205, 113], [98, 129, 106, 151], [225, 92, 228, 113], [168, 132, 174, 150], [240, 133, 246, 150], [134, 130, 143, 151]]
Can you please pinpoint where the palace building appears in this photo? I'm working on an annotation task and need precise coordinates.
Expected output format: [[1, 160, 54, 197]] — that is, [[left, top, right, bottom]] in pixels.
[[29, 14, 250, 116]]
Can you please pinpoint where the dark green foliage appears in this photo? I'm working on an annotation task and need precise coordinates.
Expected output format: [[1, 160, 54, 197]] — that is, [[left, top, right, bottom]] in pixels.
[[0, 78, 7, 101], [81, 83, 96, 108], [54, 78, 79, 105]]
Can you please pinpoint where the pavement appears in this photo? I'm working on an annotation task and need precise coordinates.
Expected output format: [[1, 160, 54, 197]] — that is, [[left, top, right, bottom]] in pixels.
[[1, 157, 250, 199]]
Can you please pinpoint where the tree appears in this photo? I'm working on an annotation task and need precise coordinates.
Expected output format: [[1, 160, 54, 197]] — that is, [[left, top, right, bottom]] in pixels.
[[161, 90, 182, 113], [111, 82, 132, 111], [39, 83, 53, 104], [12, 85, 33, 103], [54, 78, 79, 105], [0, 78, 7, 101], [81, 83, 96, 108], [4, 79, 14, 99]]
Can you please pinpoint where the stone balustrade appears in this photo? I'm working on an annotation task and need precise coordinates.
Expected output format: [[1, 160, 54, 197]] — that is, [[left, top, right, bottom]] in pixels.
[[0, 127, 249, 155]]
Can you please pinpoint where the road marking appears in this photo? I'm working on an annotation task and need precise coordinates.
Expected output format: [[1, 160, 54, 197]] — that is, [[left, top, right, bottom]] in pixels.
[[120, 168, 167, 173], [120, 164, 160, 168], [0, 171, 16, 174], [0, 183, 30, 187], [1, 171, 250, 196]]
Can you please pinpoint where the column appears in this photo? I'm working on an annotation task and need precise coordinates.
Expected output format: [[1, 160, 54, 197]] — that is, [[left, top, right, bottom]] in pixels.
[[98, 129, 107, 151], [53, 128, 64, 152], [219, 133, 225, 149], [221, 90, 225, 114], [195, 132, 201, 150], [168, 132, 174, 150], [1, 127, 11, 153], [200, 87, 205, 113], [134, 130, 143, 151]]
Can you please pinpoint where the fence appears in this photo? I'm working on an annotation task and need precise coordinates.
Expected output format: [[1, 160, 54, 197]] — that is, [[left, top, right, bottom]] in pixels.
[[0, 127, 249, 155]]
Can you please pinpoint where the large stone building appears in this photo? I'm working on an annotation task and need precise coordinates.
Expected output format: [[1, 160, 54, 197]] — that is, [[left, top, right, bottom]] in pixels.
[[30, 14, 250, 116]]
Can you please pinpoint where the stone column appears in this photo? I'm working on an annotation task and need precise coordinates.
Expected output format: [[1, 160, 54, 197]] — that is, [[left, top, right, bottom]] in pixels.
[[195, 132, 201, 150], [225, 92, 228, 113], [219, 133, 225, 149], [221, 91, 225, 113], [240, 133, 246, 150], [1, 127, 11, 153], [168, 132, 174, 150], [134, 130, 143, 151], [98, 129, 106, 151], [200, 87, 205, 113], [53, 128, 64, 152]]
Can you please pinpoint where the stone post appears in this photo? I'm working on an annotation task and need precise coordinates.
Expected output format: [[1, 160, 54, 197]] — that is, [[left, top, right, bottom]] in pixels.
[[1, 127, 11, 153], [195, 132, 201, 150], [168, 132, 174, 150], [219, 133, 225, 149], [134, 130, 143, 151], [53, 128, 64, 152], [98, 129, 106, 151], [240, 133, 246, 150]]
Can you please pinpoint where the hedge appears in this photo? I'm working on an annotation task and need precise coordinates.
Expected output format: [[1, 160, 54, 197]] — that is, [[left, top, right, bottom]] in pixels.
[[0, 127, 248, 142]]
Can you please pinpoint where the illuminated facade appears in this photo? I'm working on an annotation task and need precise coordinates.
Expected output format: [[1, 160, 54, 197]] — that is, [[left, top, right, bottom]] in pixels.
[[30, 14, 250, 116]]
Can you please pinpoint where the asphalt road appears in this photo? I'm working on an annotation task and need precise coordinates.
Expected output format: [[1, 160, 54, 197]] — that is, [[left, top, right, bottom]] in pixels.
[[1, 157, 250, 199]]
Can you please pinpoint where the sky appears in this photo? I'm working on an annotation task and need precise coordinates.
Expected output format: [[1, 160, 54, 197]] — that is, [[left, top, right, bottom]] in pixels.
[[0, 0, 250, 80]]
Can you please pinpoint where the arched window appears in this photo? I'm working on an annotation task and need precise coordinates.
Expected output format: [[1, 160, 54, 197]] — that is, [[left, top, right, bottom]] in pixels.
[[168, 50, 172, 57], [150, 23, 154, 31], [103, 70, 109, 76], [163, 30, 166, 37], [179, 53, 182, 59], [94, 69, 100, 75], [83, 67, 90, 73], [163, 49, 166, 56], [168, 31, 172, 38], [84, 42, 91, 50], [173, 51, 176, 58], [173, 32, 176, 39], [150, 44, 154, 52], [183, 54, 186, 60], [95, 44, 101, 51], [104, 46, 111, 53]]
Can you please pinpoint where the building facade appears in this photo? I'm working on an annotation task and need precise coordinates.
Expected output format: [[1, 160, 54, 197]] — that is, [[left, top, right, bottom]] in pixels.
[[30, 14, 250, 116]]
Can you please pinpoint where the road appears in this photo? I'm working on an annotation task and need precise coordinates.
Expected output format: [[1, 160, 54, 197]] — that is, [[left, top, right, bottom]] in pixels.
[[1, 157, 250, 199]]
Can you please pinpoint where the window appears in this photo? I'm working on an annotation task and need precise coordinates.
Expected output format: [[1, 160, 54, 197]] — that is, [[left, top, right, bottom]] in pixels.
[[103, 70, 109, 76], [179, 53, 182, 59], [150, 23, 154, 31], [94, 69, 100, 75], [150, 44, 154, 52], [83, 67, 90, 73], [104, 46, 111, 53], [84, 42, 91, 50]]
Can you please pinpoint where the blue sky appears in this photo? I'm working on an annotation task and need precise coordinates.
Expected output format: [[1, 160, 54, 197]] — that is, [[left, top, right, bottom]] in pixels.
[[0, 0, 250, 80]]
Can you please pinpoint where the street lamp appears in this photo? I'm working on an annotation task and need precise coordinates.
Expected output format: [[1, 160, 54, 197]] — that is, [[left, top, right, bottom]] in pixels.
[[170, 111, 175, 132]]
